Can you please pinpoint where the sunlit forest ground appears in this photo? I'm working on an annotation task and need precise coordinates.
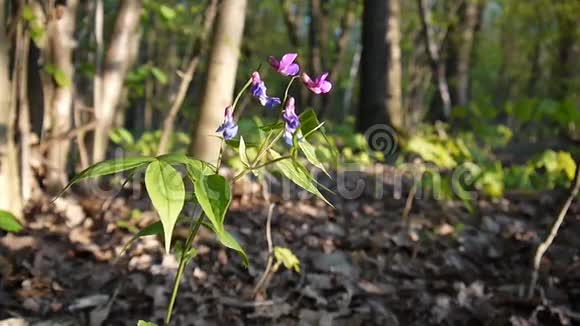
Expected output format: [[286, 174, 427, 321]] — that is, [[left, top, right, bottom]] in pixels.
[[1, 0, 579, 325]]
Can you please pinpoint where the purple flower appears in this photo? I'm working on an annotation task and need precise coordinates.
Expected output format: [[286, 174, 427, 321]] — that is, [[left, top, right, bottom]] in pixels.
[[302, 72, 332, 94], [251, 72, 281, 108], [283, 97, 300, 145], [216, 106, 238, 140], [268, 53, 300, 76]]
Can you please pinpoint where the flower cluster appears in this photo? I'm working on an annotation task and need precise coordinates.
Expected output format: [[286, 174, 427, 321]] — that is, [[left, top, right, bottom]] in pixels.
[[217, 53, 332, 145]]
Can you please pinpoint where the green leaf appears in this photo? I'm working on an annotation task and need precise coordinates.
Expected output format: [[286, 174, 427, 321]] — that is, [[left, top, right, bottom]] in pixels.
[[270, 150, 332, 206], [157, 153, 193, 166], [299, 139, 330, 177], [43, 64, 71, 87], [216, 229, 248, 267], [120, 221, 163, 255], [137, 321, 157, 326], [259, 121, 284, 132], [145, 160, 185, 253], [57, 157, 154, 198], [299, 109, 322, 136], [159, 5, 176, 20], [185, 159, 215, 183], [299, 110, 338, 163], [194, 174, 231, 232], [110, 128, 135, 145], [203, 221, 248, 267], [0, 210, 23, 233], [150, 67, 168, 85], [557, 151, 577, 180], [239, 136, 250, 167], [21, 5, 34, 21], [274, 246, 300, 272], [225, 139, 258, 148]]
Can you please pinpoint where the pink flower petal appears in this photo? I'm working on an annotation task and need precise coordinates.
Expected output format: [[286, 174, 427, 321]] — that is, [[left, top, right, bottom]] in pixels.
[[279, 53, 298, 68]]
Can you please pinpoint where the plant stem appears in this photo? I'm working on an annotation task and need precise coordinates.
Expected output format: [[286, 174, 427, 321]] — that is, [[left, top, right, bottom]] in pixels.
[[232, 78, 252, 111], [232, 155, 291, 183], [164, 212, 205, 326], [253, 130, 284, 164], [282, 76, 299, 106]]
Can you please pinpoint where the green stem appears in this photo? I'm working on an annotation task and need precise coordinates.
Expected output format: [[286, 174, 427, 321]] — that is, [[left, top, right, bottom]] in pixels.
[[282, 76, 299, 107], [164, 212, 205, 326], [232, 155, 292, 183], [254, 130, 284, 164], [232, 78, 253, 111]]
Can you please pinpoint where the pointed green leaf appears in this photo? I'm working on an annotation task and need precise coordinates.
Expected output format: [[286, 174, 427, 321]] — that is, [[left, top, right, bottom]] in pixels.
[[259, 121, 284, 132], [299, 110, 338, 163], [225, 139, 258, 148], [194, 174, 231, 232], [299, 109, 322, 136], [157, 153, 193, 165], [120, 221, 163, 255], [239, 136, 249, 167], [56, 157, 154, 198], [216, 229, 249, 267], [150, 67, 168, 85], [145, 160, 185, 253], [299, 139, 330, 177], [203, 220, 248, 267], [185, 159, 215, 183], [159, 5, 176, 20], [0, 210, 23, 233], [270, 150, 332, 206]]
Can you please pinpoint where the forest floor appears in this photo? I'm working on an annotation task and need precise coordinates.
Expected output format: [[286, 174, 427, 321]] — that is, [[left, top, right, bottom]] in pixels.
[[1, 166, 580, 326]]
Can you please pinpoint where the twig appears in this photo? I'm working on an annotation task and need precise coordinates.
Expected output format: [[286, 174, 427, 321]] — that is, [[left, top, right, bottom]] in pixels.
[[527, 162, 580, 298], [35, 121, 97, 152], [403, 181, 418, 232], [252, 203, 276, 297]]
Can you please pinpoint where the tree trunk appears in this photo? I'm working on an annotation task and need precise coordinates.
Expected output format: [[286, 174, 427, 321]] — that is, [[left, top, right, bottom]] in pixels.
[[0, 0, 23, 218], [158, 0, 218, 155], [44, 1, 78, 190], [92, 0, 142, 163], [279, 0, 300, 48], [386, 0, 403, 130], [319, 0, 356, 120], [357, 0, 388, 132], [418, 0, 452, 120], [190, 0, 247, 165], [456, 0, 481, 107]]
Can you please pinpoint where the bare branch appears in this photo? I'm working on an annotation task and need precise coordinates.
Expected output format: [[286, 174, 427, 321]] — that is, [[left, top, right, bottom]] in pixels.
[[528, 162, 580, 298]]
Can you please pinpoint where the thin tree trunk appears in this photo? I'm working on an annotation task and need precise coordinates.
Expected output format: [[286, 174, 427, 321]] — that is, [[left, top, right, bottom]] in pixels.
[[279, 0, 300, 47], [44, 0, 78, 189], [143, 22, 156, 131], [386, 0, 403, 130], [16, 18, 34, 203], [190, 0, 247, 165], [319, 0, 356, 120], [456, 0, 481, 107], [92, 0, 142, 163], [418, 0, 452, 119], [0, 0, 23, 218], [157, 0, 218, 155]]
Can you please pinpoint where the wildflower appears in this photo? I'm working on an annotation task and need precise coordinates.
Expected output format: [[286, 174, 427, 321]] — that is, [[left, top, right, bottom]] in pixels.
[[283, 97, 300, 145], [301, 72, 332, 94], [268, 53, 300, 76], [216, 106, 238, 140], [251, 72, 281, 108]]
